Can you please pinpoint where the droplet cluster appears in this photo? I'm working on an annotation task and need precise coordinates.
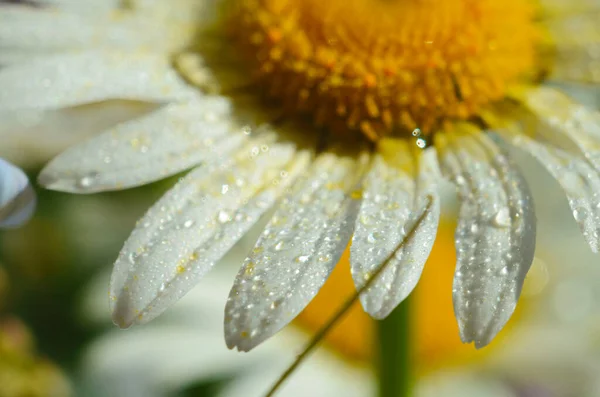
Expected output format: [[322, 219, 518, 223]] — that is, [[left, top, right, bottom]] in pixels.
[[39, 98, 240, 193], [110, 137, 310, 328], [439, 129, 536, 348], [224, 153, 366, 351], [350, 150, 440, 319]]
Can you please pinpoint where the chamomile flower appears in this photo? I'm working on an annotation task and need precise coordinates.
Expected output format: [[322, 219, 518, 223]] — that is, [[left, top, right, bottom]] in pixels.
[[1, 0, 599, 350]]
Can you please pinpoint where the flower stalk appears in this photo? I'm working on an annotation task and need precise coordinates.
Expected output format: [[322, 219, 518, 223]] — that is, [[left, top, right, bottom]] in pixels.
[[264, 197, 432, 397], [377, 297, 412, 397]]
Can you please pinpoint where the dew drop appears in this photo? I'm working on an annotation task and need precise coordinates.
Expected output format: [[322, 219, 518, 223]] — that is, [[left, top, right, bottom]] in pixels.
[[367, 232, 380, 244], [296, 255, 310, 263], [78, 174, 96, 188], [128, 252, 137, 264], [183, 219, 195, 228], [470, 223, 479, 234], [492, 208, 510, 228], [218, 210, 231, 223], [573, 206, 588, 222]]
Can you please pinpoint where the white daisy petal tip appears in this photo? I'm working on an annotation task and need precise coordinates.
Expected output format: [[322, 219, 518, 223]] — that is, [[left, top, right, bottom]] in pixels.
[[440, 130, 536, 350], [351, 149, 441, 320], [37, 99, 239, 194], [37, 166, 89, 194], [110, 293, 137, 330], [0, 158, 37, 228]]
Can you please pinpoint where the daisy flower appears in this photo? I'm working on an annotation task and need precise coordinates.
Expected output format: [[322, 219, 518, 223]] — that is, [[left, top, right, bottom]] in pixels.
[[0, 158, 36, 229], [1, 0, 599, 351]]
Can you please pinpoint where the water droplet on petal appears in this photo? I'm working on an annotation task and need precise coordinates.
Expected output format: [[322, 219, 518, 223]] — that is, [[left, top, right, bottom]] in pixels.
[[218, 210, 231, 223], [492, 207, 510, 228], [78, 174, 96, 188], [573, 206, 588, 222]]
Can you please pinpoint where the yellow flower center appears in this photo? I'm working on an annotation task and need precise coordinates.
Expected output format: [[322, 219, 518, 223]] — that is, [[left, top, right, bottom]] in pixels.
[[228, 0, 539, 141]]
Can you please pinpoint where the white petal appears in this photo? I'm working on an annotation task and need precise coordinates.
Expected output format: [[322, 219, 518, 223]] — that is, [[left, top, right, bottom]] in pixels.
[[351, 148, 440, 319], [218, 342, 374, 397], [0, 50, 194, 111], [83, 326, 268, 397], [520, 87, 600, 166], [545, 12, 600, 83], [438, 129, 536, 348], [505, 134, 600, 252], [39, 98, 238, 193], [0, 6, 192, 55], [547, 82, 600, 110], [0, 158, 36, 228], [132, 0, 212, 21], [224, 152, 369, 352], [0, 101, 159, 167], [110, 142, 310, 328], [519, 87, 600, 250], [35, 0, 121, 14]]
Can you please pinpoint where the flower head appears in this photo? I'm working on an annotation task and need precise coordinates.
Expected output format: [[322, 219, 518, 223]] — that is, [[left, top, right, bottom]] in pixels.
[[1, 0, 598, 350]]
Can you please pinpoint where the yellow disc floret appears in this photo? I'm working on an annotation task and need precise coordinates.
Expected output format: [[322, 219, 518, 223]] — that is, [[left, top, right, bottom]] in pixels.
[[229, 0, 539, 140]]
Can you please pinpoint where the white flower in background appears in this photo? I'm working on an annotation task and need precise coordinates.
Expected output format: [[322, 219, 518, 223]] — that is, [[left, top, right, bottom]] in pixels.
[[80, 251, 374, 397], [1, 0, 599, 351], [0, 158, 36, 229]]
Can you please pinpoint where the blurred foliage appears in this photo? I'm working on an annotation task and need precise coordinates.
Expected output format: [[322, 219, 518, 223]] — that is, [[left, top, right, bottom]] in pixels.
[[0, 167, 184, 396], [0, 316, 71, 397]]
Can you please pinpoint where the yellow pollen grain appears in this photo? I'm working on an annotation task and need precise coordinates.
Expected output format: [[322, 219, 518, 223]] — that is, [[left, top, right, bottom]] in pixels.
[[229, 0, 539, 141]]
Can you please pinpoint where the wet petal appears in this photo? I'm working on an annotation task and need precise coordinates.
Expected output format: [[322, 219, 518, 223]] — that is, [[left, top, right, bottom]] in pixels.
[[545, 12, 600, 83], [0, 6, 191, 56], [520, 87, 600, 168], [35, 0, 121, 14], [110, 141, 309, 328], [505, 134, 600, 252], [0, 158, 36, 228], [225, 152, 369, 352], [351, 146, 441, 319], [438, 127, 536, 348], [0, 102, 160, 167], [0, 50, 194, 111], [39, 98, 239, 193], [519, 86, 600, 250]]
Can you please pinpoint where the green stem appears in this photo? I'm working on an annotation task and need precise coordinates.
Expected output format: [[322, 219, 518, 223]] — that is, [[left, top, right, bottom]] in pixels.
[[377, 297, 412, 397]]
